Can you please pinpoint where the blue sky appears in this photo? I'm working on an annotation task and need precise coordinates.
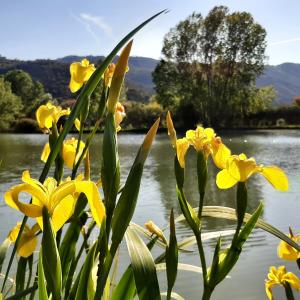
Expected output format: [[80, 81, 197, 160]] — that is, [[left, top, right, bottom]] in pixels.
[[1, 0, 300, 65]]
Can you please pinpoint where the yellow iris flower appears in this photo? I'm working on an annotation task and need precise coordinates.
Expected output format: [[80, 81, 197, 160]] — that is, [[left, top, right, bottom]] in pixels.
[[36, 102, 80, 133], [278, 230, 300, 261], [166, 113, 230, 169], [216, 153, 288, 191], [69, 58, 96, 93], [36, 102, 70, 132], [8, 223, 40, 258], [41, 137, 86, 169], [265, 266, 300, 300], [4, 171, 105, 232]]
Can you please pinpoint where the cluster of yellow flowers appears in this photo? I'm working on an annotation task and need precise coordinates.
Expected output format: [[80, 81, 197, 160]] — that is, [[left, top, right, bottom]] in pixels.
[[166, 111, 289, 192], [4, 58, 125, 257], [265, 230, 300, 299]]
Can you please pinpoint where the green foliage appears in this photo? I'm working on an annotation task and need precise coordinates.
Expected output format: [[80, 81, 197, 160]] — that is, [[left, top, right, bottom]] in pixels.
[[247, 85, 276, 114], [123, 101, 164, 129], [0, 78, 22, 130], [4, 70, 46, 117], [153, 6, 267, 127]]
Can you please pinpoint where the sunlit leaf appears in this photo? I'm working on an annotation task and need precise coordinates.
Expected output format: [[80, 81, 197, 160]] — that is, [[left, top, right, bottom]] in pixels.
[[175, 205, 300, 251], [125, 227, 161, 300], [38, 248, 49, 300], [160, 291, 185, 300]]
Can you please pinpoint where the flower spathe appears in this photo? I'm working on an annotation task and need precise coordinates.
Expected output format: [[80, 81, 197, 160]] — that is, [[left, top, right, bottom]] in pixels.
[[265, 266, 300, 300], [278, 230, 300, 261], [36, 102, 71, 132], [69, 58, 96, 93], [216, 153, 289, 191], [8, 223, 40, 258], [41, 137, 86, 169], [145, 220, 165, 241], [4, 171, 105, 232], [115, 102, 126, 131], [104, 63, 116, 88]]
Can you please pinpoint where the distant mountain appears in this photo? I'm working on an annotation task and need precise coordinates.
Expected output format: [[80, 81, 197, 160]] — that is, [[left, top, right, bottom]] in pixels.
[[257, 63, 300, 105], [0, 55, 157, 102], [0, 55, 299, 105]]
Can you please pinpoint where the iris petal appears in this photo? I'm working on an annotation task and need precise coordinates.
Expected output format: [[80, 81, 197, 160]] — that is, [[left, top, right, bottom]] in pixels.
[[51, 195, 77, 232], [75, 181, 105, 226], [176, 138, 190, 168], [5, 183, 45, 217], [216, 169, 237, 189], [260, 166, 289, 191]]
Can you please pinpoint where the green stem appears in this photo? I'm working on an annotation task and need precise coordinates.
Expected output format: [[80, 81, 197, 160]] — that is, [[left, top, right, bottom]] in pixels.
[[197, 151, 207, 219], [232, 182, 247, 244], [195, 230, 208, 285], [284, 282, 295, 300], [202, 285, 213, 300]]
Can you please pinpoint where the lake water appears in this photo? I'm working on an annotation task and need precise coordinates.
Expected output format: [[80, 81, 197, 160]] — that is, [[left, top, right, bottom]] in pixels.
[[0, 131, 300, 299]]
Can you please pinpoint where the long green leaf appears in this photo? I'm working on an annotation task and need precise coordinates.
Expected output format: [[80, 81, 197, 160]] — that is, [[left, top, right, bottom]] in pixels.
[[38, 248, 49, 300], [75, 242, 97, 300], [160, 292, 185, 300], [111, 119, 160, 256], [178, 230, 236, 250], [175, 206, 300, 251], [165, 209, 178, 299], [110, 267, 136, 300], [156, 263, 231, 279], [125, 227, 161, 300], [59, 206, 88, 286], [0, 239, 10, 274], [42, 208, 62, 300], [16, 257, 26, 294]]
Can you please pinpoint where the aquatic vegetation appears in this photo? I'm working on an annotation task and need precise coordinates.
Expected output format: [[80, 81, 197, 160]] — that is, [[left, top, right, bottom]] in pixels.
[[0, 11, 299, 300]]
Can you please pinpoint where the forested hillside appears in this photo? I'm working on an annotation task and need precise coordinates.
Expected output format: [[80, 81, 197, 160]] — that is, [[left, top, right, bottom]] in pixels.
[[0, 55, 299, 104]]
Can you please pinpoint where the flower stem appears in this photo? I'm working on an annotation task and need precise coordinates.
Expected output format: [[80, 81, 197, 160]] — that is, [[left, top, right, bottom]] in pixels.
[[284, 282, 295, 300]]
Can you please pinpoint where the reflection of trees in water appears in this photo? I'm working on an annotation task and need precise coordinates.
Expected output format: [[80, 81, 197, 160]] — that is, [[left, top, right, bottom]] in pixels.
[[150, 135, 264, 232]]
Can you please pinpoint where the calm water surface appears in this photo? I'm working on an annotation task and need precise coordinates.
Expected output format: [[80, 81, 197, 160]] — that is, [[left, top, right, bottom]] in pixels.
[[0, 131, 300, 299]]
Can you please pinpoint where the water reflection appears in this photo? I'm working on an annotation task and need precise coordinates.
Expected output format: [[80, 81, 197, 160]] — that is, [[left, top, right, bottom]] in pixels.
[[0, 131, 299, 299]]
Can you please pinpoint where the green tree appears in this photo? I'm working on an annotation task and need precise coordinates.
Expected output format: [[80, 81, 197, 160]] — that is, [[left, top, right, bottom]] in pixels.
[[153, 6, 267, 127], [0, 78, 23, 130], [4, 70, 45, 117], [247, 86, 276, 114]]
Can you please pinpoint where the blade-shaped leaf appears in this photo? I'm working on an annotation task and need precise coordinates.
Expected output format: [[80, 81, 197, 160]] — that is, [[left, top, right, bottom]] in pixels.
[[0, 239, 10, 274], [38, 248, 49, 300], [42, 208, 62, 300], [16, 257, 27, 293], [175, 206, 300, 251], [125, 227, 161, 300], [165, 209, 178, 298], [111, 119, 160, 256], [178, 230, 236, 250], [110, 267, 136, 300], [160, 291, 185, 300], [75, 242, 97, 300]]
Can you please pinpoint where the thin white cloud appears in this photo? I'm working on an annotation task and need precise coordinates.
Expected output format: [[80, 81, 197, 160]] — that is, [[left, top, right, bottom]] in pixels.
[[269, 38, 300, 46], [80, 13, 112, 38], [70, 13, 102, 48]]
